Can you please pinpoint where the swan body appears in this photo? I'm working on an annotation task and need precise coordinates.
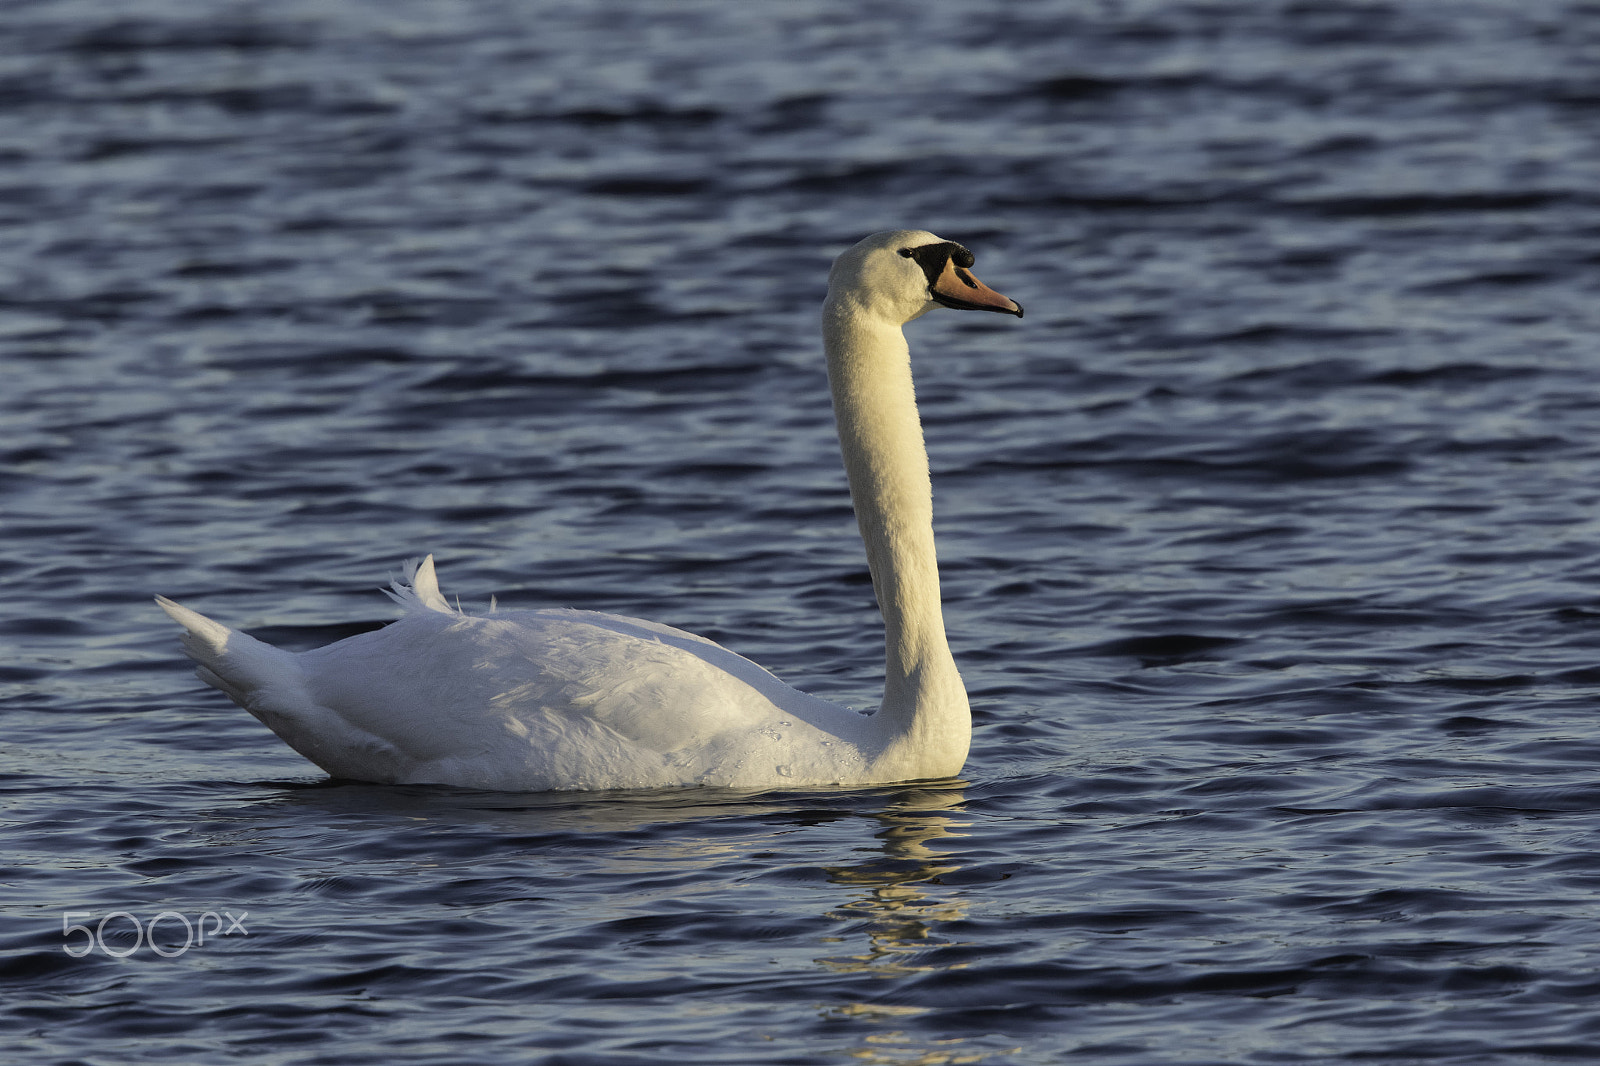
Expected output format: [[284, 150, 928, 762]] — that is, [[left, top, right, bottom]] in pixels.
[[158, 230, 1022, 791]]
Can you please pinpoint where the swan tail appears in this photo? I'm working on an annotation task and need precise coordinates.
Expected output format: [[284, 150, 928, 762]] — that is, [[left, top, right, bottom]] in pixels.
[[382, 554, 456, 615], [155, 595, 302, 710], [157, 596, 411, 781]]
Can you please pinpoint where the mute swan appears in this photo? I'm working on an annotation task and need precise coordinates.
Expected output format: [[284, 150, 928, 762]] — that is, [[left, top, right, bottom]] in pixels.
[[157, 230, 1023, 791]]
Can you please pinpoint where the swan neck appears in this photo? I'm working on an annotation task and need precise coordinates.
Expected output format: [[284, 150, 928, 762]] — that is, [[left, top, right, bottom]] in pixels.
[[822, 300, 967, 768]]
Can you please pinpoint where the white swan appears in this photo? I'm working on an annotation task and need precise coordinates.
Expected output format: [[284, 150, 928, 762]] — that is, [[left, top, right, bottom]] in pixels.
[[157, 230, 1023, 791]]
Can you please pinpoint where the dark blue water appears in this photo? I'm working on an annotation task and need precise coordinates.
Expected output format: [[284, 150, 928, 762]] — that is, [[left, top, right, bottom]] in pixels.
[[7, 0, 1600, 1061]]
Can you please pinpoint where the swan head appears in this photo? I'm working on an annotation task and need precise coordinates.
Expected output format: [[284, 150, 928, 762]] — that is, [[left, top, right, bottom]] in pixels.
[[827, 230, 1024, 325]]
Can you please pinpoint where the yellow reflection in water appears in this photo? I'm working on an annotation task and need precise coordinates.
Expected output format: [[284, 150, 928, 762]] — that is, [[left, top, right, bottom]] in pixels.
[[817, 785, 971, 979], [816, 787, 1020, 1064]]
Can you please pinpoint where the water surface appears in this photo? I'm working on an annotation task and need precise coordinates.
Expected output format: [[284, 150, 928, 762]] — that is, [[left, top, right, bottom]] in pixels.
[[6, 1, 1600, 1062]]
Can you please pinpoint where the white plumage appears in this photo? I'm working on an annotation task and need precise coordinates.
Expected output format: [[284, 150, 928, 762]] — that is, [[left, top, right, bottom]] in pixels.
[[158, 230, 1022, 791]]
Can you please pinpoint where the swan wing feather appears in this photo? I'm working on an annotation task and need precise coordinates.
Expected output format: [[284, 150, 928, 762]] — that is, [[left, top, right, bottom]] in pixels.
[[159, 593, 869, 790]]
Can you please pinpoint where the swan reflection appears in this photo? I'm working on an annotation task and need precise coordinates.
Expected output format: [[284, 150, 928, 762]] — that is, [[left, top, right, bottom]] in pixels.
[[818, 785, 1013, 1065], [817, 785, 969, 977]]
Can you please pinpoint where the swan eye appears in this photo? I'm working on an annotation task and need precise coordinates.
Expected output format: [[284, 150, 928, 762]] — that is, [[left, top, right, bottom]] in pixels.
[[898, 248, 913, 258]]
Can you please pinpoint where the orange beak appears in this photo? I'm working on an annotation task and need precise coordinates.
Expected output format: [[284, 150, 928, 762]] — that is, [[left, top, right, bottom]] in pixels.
[[930, 258, 1024, 317]]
